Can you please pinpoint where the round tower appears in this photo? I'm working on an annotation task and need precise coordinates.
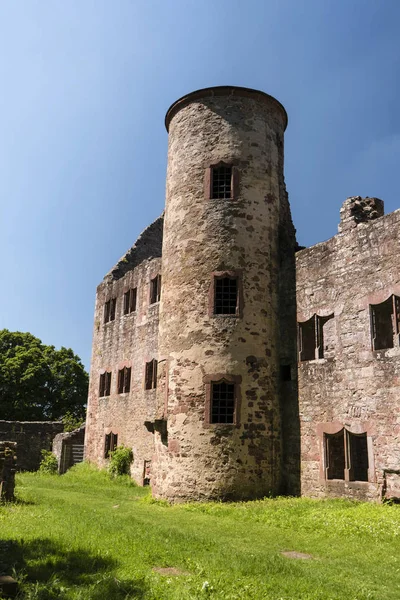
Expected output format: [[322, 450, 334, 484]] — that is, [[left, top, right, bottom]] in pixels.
[[153, 86, 288, 501]]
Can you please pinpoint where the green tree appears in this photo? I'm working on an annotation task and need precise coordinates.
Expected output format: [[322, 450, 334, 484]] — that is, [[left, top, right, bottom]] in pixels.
[[0, 329, 88, 421]]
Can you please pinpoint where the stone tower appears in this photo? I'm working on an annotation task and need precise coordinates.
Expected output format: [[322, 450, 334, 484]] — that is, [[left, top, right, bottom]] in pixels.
[[152, 86, 295, 502]]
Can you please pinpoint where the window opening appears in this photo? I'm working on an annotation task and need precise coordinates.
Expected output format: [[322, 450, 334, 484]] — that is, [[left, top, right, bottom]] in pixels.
[[104, 298, 116, 323], [370, 295, 400, 350], [150, 275, 161, 304], [118, 367, 131, 394], [145, 359, 158, 390], [211, 381, 235, 424], [104, 432, 118, 458], [124, 288, 137, 315], [99, 372, 112, 397], [211, 165, 232, 199], [325, 429, 369, 482], [214, 276, 238, 315], [298, 314, 334, 361], [325, 429, 345, 480], [348, 432, 369, 482], [280, 365, 292, 381]]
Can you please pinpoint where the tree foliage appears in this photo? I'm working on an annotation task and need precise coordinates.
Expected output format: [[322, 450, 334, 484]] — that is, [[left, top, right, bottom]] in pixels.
[[0, 329, 88, 421]]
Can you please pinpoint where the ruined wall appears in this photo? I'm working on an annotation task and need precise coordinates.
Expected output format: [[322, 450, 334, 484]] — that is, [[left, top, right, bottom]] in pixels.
[[0, 421, 64, 471], [0, 442, 17, 502], [85, 218, 163, 484], [296, 197, 400, 501], [153, 86, 292, 501], [53, 426, 85, 474]]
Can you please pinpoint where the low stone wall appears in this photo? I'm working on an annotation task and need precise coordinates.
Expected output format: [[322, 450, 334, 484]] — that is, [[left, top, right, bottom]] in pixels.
[[0, 421, 64, 471], [53, 426, 85, 474], [0, 442, 17, 502]]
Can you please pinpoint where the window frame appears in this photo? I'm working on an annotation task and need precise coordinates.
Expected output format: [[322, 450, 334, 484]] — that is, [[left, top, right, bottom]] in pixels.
[[298, 313, 334, 361], [149, 275, 161, 305], [203, 374, 242, 427], [104, 298, 116, 323], [205, 162, 239, 201], [123, 288, 137, 315], [144, 359, 158, 390], [209, 271, 243, 318], [99, 371, 112, 397], [104, 432, 118, 458], [324, 428, 369, 483], [118, 366, 132, 394], [370, 294, 400, 351]]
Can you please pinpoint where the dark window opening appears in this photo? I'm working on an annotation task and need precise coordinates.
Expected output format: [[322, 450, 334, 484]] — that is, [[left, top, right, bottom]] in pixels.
[[280, 365, 292, 381], [99, 371, 112, 397], [150, 275, 161, 304], [349, 432, 369, 482], [370, 295, 400, 350], [325, 429, 369, 482], [104, 298, 116, 323], [211, 165, 232, 199], [211, 381, 235, 424], [298, 314, 334, 361], [143, 459, 151, 486], [145, 359, 158, 390], [325, 429, 345, 480], [124, 288, 137, 315], [118, 366, 131, 394], [214, 276, 238, 315], [104, 432, 118, 458]]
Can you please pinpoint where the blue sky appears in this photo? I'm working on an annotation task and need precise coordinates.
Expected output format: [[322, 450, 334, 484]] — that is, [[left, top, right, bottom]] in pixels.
[[0, 0, 399, 369]]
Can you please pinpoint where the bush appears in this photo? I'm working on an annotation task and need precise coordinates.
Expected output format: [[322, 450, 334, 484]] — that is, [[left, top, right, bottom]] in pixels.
[[62, 411, 85, 432], [108, 445, 133, 477], [38, 450, 58, 474]]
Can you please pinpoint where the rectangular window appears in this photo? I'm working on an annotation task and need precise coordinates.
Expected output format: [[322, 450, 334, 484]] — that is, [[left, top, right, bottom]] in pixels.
[[370, 295, 400, 350], [123, 288, 137, 315], [211, 165, 232, 199], [325, 429, 369, 482], [145, 359, 158, 390], [104, 432, 118, 458], [211, 381, 235, 424], [280, 365, 292, 381], [104, 298, 116, 323], [99, 372, 112, 397], [150, 275, 161, 304], [118, 367, 131, 394], [298, 314, 334, 361], [214, 276, 238, 315]]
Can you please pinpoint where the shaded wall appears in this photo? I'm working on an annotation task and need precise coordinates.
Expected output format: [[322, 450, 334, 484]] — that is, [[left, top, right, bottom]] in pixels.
[[0, 421, 64, 471]]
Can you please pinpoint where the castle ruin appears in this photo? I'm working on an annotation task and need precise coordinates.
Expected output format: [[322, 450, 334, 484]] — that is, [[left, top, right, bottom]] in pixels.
[[84, 86, 400, 502]]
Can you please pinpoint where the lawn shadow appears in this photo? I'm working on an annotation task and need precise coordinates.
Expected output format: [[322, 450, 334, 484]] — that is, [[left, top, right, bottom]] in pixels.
[[0, 538, 148, 599]]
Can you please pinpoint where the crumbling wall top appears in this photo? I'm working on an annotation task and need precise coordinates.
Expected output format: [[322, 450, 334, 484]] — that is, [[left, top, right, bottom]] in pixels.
[[338, 196, 384, 233]]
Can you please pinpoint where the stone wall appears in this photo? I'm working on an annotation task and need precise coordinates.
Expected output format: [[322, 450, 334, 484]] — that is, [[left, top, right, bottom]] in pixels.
[[0, 442, 17, 502], [296, 197, 400, 501], [0, 421, 64, 471], [84, 217, 163, 484], [53, 426, 85, 474]]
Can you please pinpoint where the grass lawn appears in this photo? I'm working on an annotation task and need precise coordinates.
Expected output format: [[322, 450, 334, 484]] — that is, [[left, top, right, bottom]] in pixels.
[[0, 464, 399, 600]]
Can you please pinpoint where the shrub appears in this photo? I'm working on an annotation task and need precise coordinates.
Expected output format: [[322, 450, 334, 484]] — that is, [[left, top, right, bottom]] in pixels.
[[38, 450, 58, 474], [62, 411, 85, 432], [108, 445, 133, 477]]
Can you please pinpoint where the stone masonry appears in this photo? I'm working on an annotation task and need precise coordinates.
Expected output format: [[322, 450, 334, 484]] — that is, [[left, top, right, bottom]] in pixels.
[[0, 421, 64, 471], [0, 442, 17, 502], [85, 87, 399, 502]]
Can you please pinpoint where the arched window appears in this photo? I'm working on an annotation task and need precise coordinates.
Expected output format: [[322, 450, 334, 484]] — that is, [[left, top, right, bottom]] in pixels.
[[325, 429, 369, 482]]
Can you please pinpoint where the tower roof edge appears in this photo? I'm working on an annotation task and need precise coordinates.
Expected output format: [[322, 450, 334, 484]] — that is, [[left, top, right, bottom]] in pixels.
[[165, 86, 288, 132]]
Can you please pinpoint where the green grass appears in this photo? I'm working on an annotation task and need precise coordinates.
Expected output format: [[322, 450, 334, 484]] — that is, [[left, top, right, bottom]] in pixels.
[[1, 464, 399, 599]]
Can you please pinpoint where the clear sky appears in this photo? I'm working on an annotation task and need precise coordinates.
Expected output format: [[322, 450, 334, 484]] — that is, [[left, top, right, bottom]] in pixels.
[[0, 0, 399, 369]]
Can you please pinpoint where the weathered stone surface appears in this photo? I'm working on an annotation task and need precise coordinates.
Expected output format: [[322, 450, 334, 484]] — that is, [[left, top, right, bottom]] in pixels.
[[84, 87, 400, 504], [84, 218, 163, 484], [52, 426, 85, 474], [0, 421, 63, 471], [0, 442, 17, 502], [297, 199, 400, 501]]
